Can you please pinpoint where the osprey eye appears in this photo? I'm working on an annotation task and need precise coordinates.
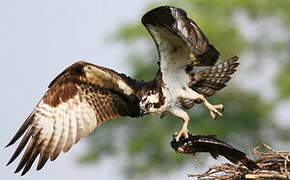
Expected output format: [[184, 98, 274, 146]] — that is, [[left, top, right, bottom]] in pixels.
[[145, 103, 152, 109]]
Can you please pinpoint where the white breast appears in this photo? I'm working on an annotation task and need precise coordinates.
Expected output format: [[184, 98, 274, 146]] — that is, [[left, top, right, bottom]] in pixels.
[[150, 25, 193, 111], [160, 58, 191, 111]]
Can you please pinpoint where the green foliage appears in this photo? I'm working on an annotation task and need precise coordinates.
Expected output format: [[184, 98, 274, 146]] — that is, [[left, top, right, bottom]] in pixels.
[[116, 23, 146, 42], [79, 0, 290, 178], [276, 63, 290, 99]]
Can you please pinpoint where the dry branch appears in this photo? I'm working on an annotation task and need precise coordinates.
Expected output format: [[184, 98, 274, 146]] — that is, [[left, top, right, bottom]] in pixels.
[[189, 144, 290, 179]]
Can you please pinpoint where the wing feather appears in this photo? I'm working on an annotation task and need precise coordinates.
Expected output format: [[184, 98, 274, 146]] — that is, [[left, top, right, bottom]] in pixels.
[[6, 127, 33, 166], [21, 147, 40, 175], [6, 61, 140, 175], [190, 56, 239, 96], [37, 153, 49, 171], [41, 111, 62, 163], [51, 109, 69, 161], [14, 129, 42, 174], [63, 110, 78, 153], [142, 6, 220, 71], [75, 111, 84, 144], [6, 113, 35, 148]]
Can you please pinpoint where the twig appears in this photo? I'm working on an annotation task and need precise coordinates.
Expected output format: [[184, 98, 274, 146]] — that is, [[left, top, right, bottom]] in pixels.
[[188, 144, 290, 179], [262, 143, 290, 162], [245, 173, 290, 179]]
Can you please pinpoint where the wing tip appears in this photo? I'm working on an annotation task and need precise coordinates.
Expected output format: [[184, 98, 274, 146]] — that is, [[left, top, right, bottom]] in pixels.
[[6, 159, 13, 166], [6, 154, 18, 166], [36, 155, 49, 171], [50, 154, 59, 161], [5, 141, 14, 148], [14, 164, 23, 174], [20, 169, 29, 176], [6, 113, 35, 148]]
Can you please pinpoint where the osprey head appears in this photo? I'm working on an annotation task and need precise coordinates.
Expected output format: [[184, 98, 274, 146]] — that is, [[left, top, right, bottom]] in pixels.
[[139, 91, 161, 115]]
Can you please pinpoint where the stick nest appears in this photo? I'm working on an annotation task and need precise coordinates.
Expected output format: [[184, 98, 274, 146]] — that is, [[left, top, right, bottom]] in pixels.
[[189, 144, 290, 179]]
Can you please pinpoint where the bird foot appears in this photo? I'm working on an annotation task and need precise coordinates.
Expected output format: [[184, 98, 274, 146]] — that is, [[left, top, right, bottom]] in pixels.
[[174, 128, 190, 142], [208, 104, 224, 119]]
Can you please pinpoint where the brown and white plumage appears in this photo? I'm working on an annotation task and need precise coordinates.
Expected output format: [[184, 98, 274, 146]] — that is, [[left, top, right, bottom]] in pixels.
[[6, 62, 142, 175], [141, 6, 219, 69], [7, 6, 239, 175], [191, 56, 239, 97], [140, 6, 239, 139]]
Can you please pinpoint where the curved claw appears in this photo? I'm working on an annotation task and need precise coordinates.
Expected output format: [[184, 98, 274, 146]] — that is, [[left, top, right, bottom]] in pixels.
[[209, 104, 224, 119], [174, 128, 190, 142], [210, 111, 217, 119]]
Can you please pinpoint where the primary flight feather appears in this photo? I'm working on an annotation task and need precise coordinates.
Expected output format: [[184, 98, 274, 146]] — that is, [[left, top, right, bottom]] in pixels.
[[6, 6, 239, 175]]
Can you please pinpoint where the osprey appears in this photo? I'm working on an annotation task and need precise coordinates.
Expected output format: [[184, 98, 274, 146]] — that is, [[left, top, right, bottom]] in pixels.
[[6, 6, 239, 175]]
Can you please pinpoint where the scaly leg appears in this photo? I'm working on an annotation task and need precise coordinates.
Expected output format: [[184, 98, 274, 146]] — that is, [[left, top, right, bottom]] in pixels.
[[169, 107, 190, 141], [179, 88, 224, 119]]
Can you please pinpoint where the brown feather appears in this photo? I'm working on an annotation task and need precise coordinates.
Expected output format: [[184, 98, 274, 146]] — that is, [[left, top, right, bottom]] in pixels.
[[6, 127, 34, 166], [6, 114, 35, 147], [141, 6, 220, 67], [7, 61, 142, 175], [21, 148, 40, 176], [14, 129, 41, 173], [190, 56, 239, 96], [36, 153, 49, 171]]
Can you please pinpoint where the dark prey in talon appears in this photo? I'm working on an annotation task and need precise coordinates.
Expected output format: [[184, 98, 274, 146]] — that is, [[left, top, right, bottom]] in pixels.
[[171, 134, 260, 171], [6, 6, 239, 175]]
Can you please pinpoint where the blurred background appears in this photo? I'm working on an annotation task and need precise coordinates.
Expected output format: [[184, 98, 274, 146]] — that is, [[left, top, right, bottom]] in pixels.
[[1, 0, 290, 179]]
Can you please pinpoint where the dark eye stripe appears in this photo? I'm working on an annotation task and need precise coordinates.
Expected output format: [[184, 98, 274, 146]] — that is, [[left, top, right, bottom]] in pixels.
[[145, 103, 152, 108]]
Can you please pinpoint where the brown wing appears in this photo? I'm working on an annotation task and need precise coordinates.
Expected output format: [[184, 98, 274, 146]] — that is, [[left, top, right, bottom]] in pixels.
[[6, 61, 140, 175], [190, 56, 239, 97], [175, 57, 238, 110], [141, 6, 220, 68], [174, 9, 220, 66]]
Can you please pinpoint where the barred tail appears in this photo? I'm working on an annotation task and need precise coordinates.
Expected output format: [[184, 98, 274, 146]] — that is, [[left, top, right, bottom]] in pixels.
[[190, 56, 239, 97]]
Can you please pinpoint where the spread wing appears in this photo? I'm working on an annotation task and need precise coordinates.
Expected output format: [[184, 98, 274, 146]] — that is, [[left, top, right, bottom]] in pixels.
[[141, 6, 220, 71], [6, 61, 140, 175], [142, 6, 236, 110]]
